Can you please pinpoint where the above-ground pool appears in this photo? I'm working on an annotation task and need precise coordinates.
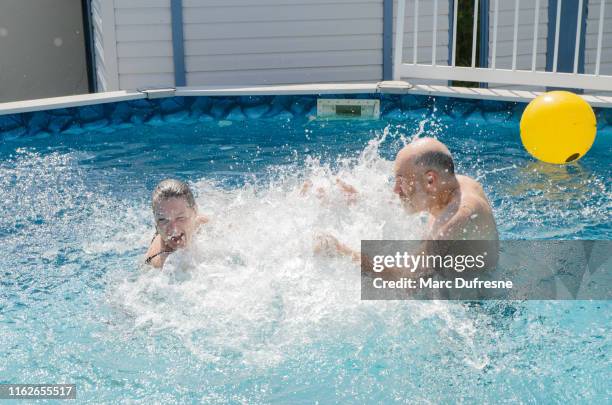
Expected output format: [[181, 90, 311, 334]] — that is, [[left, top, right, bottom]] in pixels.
[[1, 94, 610, 403]]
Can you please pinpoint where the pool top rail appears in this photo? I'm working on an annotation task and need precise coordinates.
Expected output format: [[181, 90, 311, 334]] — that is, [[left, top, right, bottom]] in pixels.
[[1, 82, 612, 117]]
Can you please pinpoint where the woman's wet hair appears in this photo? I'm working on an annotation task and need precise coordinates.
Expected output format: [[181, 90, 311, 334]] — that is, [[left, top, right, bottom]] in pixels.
[[151, 179, 196, 211]]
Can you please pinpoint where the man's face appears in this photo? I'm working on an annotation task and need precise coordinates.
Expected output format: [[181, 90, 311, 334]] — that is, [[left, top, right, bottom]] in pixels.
[[154, 197, 198, 250], [393, 163, 428, 213]]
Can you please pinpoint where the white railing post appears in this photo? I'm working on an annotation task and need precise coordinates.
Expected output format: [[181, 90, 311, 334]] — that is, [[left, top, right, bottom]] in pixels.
[[553, 0, 562, 73], [432, 0, 438, 66], [413, 0, 419, 64], [531, 0, 540, 71], [393, 0, 406, 79], [573, 0, 584, 74], [452, 0, 458, 66], [492, 0, 499, 69], [512, 0, 520, 71], [471, 0, 479, 68], [595, 0, 605, 75]]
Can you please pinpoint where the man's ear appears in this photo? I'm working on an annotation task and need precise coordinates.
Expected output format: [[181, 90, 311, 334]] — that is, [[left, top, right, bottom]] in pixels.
[[424, 170, 437, 190]]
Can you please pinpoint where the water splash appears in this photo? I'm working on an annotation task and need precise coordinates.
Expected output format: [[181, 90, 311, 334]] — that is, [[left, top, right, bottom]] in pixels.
[[113, 129, 444, 367]]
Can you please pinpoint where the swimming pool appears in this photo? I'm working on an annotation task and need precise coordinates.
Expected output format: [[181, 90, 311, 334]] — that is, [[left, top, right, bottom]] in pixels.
[[1, 93, 610, 403]]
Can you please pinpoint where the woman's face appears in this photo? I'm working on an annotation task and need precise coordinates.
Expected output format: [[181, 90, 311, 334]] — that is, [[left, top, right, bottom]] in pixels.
[[153, 197, 198, 250]]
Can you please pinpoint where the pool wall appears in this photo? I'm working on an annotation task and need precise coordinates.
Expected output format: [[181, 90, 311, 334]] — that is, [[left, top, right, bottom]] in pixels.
[[1, 85, 612, 139]]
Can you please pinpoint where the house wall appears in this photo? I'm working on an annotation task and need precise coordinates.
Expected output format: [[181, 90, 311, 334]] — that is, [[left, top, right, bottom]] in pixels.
[[585, 0, 612, 76], [92, 0, 450, 89], [486, 0, 549, 90], [392, 0, 450, 85], [487, 0, 549, 72], [394, 0, 450, 65], [486, 0, 612, 94], [92, 0, 174, 91], [92, 0, 116, 91], [91, 0, 611, 91], [114, 0, 174, 89], [183, 0, 384, 86]]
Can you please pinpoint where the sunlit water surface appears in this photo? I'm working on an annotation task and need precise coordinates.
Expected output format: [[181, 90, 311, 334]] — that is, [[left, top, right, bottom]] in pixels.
[[0, 114, 610, 403]]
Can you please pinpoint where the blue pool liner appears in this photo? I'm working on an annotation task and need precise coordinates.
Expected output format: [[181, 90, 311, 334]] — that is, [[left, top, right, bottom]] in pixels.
[[1, 93, 611, 140]]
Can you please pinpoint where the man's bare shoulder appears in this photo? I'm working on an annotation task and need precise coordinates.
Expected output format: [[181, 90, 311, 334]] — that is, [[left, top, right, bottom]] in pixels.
[[426, 174, 493, 237], [456, 175, 490, 209], [457, 174, 487, 197], [451, 175, 498, 239]]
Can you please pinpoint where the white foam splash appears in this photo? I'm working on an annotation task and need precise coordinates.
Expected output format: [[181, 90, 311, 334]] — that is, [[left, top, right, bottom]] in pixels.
[[114, 128, 463, 366]]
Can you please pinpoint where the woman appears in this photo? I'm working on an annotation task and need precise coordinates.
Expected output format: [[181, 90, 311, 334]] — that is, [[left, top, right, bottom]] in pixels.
[[144, 179, 208, 268]]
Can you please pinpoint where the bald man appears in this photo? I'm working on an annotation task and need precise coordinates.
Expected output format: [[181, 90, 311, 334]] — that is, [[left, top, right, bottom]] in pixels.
[[316, 138, 498, 274], [393, 138, 497, 240]]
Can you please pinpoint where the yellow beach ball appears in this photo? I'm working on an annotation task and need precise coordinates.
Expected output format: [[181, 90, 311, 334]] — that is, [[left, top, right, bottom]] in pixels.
[[520, 91, 597, 164]]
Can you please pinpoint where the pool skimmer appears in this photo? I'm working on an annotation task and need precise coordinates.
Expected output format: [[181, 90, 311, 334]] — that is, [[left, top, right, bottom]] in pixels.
[[316, 98, 380, 120]]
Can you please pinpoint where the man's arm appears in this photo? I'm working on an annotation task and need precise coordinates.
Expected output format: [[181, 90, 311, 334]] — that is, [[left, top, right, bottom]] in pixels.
[[335, 178, 358, 201], [300, 178, 359, 203], [314, 234, 434, 280]]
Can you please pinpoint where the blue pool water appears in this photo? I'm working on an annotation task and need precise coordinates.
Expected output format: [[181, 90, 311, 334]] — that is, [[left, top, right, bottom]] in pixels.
[[0, 95, 610, 403]]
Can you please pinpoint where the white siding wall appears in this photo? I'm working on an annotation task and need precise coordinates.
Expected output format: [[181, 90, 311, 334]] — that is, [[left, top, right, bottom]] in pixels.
[[487, 0, 549, 90], [394, 0, 450, 66], [585, 0, 612, 76], [487, 0, 612, 92], [114, 0, 174, 89], [182, 0, 383, 85], [92, 0, 611, 91], [393, 0, 449, 85], [91, 0, 119, 91], [488, 1, 549, 71]]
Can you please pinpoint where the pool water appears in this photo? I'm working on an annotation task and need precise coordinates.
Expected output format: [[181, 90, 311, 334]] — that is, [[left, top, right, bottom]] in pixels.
[[0, 96, 610, 403]]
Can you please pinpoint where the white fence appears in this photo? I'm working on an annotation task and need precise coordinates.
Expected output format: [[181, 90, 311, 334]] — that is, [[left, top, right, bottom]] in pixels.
[[393, 0, 612, 91]]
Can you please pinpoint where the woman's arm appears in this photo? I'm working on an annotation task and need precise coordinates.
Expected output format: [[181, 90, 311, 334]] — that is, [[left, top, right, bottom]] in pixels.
[[144, 234, 170, 269]]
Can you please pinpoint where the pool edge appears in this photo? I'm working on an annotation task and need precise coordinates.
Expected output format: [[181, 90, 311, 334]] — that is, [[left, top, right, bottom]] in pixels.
[[0, 90, 145, 116], [2, 83, 612, 117]]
